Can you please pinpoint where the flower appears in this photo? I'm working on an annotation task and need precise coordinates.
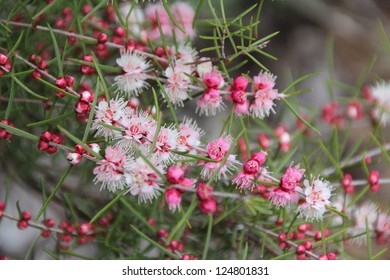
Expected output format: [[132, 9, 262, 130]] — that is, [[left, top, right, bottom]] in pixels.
[[147, 125, 179, 165], [348, 202, 379, 245], [163, 62, 192, 107], [253, 71, 276, 90], [375, 212, 390, 244], [196, 88, 225, 116], [297, 178, 333, 221], [114, 50, 150, 96], [114, 109, 156, 153], [200, 136, 239, 180], [92, 98, 129, 139], [124, 157, 164, 203], [93, 146, 129, 192], [165, 188, 182, 212], [269, 164, 304, 208], [177, 117, 204, 153], [250, 88, 279, 119], [370, 81, 390, 126]]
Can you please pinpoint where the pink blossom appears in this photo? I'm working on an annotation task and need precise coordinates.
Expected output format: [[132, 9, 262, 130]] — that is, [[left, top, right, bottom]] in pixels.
[[348, 202, 379, 245], [165, 188, 182, 212], [297, 178, 333, 221], [115, 110, 156, 153], [124, 157, 164, 203], [92, 98, 129, 139], [114, 50, 150, 96], [197, 182, 213, 200], [171, 2, 196, 39], [253, 71, 276, 90], [269, 188, 298, 208], [250, 151, 267, 166], [163, 62, 192, 106], [250, 88, 279, 119], [196, 88, 225, 116], [232, 171, 258, 191], [93, 146, 128, 192], [203, 70, 224, 89], [206, 136, 231, 161], [234, 101, 250, 116], [199, 198, 217, 214], [177, 117, 204, 153], [147, 125, 178, 165]]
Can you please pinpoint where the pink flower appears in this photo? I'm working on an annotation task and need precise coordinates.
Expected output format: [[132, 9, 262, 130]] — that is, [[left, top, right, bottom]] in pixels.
[[92, 98, 129, 139], [165, 188, 182, 212], [114, 50, 150, 96], [124, 157, 164, 203], [233, 172, 257, 191], [199, 198, 217, 214], [253, 71, 276, 90], [115, 110, 156, 153], [269, 164, 304, 208], [147, 125, 178, 165], [196, 88, 225, 116], [93, 146, 128, 192], [297, 178, 333, 221], [206, 136, 231, 161], [163, 62, 192, 106], [177, 117, 204, 153], [250, 88, 279, 119], [269, 188, 298, 208], [200, 136, 239, 180], [202, 70, 225, 89]]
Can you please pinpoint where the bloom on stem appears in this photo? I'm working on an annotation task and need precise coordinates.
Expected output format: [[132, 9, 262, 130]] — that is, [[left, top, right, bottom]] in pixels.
[[297, 178, 333, 221], [114, 50, 151, 96], [93, 146, 128, 192], [249, 71, 280, 119], [163, 62, 192, 107], [176, 117, 204, 153], [348, 202, 379, 246], [269, 164, 304, 208], [124, 157, 164, 203], [199, 136, 238, 180]]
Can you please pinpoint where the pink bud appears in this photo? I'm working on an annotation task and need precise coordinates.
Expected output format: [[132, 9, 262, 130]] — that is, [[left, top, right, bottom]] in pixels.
[[88, 143, 101, 154], [318, 254, 329, 260], [370, 183, 380, 193], [21, 211, 31, 221], [0, 54, 8, 65], [65, 75, 75, 87], [203, 71, 224, 89], [243, 160, 260, 174], [296, 244, 306, 255], [303, 241, 312, 250], [232, 76, 248, 91], [41, 230, 51, 238], [17, 220, 29, 230], [165, 188, 182, 212], [114, 26, 126, 38], [75, 101, 91, 114], [40, 131, 52, 142], [258, 133, 270, 149], [55, 77, 67, 89], [166, 165, 185, 184], [341, 173, 352, 187], [46, 146, 58, 154], [0, 201, 5, 210], [157, 228, 169, 239], [327, 252, 336, 260], [80, 90, 94, 103], [197, 182, 213, 200], [75, 144, 86, 154], [83, 55, 93, 62], [44, 218, 55, 228], [199, 198, 217, 214], [38, 140, 49, 151], [97, 32, 108, 44], [67, 152, 82, 165], [250, 151, 267, 166], [368, 170, 380, 185]]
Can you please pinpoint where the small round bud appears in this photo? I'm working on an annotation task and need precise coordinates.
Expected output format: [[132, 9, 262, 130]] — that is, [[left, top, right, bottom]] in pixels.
[[44, 218, 55, 228], [38, 140, 49, 151], [55, 77, 67, 89], [75, 101, 91, 114], [368, 170, 380, 185], [17, 220, 29, 230], [0, 54, 8, 65], [67, 152, 82, 165], [97, 32, 108, 44], [243, 160, 260, 174], [232, 76, 249, 91], [46, 146, 58, 154], [199, 198, 217, 214], [80, 90, 94, 103], [65, 76, 75, 87], [41, 230, 51, 238], [21, 211, 31, 221], [88, 143, 100, 154], [40, 131, 52, 142], [196, 182, 213, 200]]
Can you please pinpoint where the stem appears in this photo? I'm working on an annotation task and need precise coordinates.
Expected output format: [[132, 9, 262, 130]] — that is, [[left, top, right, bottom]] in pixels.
[[322, 144, 390, 176]]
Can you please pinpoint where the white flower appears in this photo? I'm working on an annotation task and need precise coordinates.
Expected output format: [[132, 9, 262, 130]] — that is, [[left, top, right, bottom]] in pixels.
[[348, 202, 379, 246], [297, 178, 333, 221], [371, 81, 390, 126], [175, 44, 198, 67], [146, 125, 179, 165], [114, 50, 150, 96]]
